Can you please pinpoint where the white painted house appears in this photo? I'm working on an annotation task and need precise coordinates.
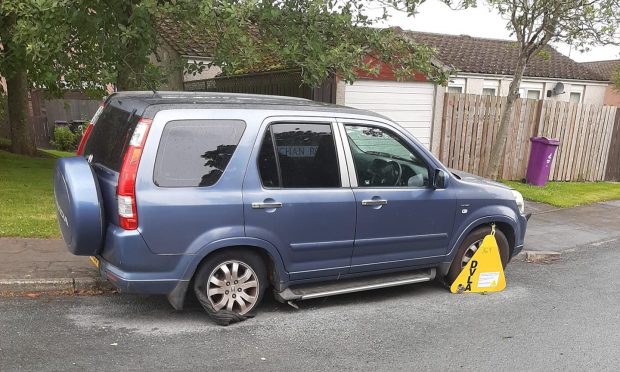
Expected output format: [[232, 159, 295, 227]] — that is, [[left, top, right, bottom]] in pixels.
[[332, 31, 609, 153], [402, 31, 608, 105]]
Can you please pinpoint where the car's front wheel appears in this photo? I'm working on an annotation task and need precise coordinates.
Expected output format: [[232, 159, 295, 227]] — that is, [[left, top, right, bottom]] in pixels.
[[446, 226, 510, 285], [193, 249, 267, 325]]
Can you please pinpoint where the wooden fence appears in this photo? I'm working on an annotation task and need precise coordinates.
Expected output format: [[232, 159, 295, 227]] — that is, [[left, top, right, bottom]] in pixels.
[[30, 89, 101, 148], [438, 93, 620, 181]]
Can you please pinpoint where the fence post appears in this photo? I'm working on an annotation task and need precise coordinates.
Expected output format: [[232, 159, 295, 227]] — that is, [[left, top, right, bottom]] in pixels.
[[604, 108, 620, 181]]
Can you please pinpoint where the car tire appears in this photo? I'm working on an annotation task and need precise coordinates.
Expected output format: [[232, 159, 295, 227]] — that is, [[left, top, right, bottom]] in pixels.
[[445, 226, 510, 285], [193, 249, 267, 326]]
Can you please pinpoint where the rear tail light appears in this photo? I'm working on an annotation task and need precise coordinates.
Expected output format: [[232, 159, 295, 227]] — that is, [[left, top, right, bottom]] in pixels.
[[76, 123, 93, 156], [77, 104, 104, 156], [117, 118, 152, 230]]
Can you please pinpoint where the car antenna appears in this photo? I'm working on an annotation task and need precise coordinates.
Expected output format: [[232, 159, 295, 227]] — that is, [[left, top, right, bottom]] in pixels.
[[148, 82, 161, 98]]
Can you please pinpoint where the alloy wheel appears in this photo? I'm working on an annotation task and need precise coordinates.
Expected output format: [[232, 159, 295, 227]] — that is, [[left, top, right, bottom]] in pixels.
[[206, 260, 259, 315], [461, 239, 483, 268]]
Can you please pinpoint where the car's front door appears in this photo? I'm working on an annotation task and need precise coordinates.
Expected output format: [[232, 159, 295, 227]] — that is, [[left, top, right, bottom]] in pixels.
[[339, 120, 457, 273], [243, 118, 356, 281]]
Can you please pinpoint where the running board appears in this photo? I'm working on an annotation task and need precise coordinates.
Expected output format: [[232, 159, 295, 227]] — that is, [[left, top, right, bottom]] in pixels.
[[275, 268, 436, 301]]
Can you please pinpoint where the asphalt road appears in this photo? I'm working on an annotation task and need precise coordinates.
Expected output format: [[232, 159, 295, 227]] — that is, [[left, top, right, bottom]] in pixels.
[[1, 240, 619, 372]]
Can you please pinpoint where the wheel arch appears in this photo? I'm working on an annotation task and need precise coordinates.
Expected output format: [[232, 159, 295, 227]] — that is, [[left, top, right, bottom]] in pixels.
[[439, 214, 518, 276], [168, 238, 288, 310]]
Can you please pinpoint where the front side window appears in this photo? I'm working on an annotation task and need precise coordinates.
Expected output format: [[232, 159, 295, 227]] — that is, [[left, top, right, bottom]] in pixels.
[[154, 120, 246, 187], [258, 123, 340, 188], [345, 125, 429, 188]]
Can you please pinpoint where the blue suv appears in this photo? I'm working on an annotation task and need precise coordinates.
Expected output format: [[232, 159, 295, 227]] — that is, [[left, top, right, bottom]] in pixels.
[[54, 92, 528, 325]]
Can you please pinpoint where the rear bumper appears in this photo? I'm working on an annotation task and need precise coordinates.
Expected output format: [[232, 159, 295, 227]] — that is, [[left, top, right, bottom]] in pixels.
[[97, 225, 194, 299], [98, 258, 185, 295]]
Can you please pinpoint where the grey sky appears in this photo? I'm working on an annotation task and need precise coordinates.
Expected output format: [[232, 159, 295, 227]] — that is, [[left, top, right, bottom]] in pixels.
[[377, 0, 619, 63]]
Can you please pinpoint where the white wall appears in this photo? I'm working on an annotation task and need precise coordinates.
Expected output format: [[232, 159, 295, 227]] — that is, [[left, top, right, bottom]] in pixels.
[[453, 74, 607, 105], [183, 59, 222, 82], [583, 85, 607, 105], [465, 78, 483, 94]]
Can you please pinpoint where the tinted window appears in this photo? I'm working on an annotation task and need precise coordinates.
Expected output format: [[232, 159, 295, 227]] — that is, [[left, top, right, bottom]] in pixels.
[[257, 127, 280, 187], [83, 105, 137, 171], [269, 123, 340, 188], [154, 120, 246, 187], [345, 125, 429, 188]]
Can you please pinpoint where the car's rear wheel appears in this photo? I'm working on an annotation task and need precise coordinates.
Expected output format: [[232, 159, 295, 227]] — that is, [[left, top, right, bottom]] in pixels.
[[193, 249, 267, 325], [446, 226, 509, 285]]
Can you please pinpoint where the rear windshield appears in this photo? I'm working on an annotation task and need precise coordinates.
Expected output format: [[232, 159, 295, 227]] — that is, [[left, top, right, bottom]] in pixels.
[[83, 104, 138, 171]]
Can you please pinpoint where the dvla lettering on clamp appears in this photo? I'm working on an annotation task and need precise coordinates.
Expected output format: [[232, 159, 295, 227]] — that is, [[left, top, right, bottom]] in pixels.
[[450, 226, 506, 294]]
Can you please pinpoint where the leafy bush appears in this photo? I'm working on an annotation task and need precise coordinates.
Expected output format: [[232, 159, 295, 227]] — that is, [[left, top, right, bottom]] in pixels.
[[52, 126, 77, 151]]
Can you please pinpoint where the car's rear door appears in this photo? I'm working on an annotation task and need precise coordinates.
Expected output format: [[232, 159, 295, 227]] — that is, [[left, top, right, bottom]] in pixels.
[[243, 117, 356, 281], [81, 97, 143, 228]]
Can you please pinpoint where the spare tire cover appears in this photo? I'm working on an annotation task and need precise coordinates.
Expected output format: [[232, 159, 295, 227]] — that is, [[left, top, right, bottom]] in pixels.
[[53, 157, 104, 256]]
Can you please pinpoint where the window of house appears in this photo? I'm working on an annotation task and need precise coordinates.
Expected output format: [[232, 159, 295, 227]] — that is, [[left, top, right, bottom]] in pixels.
[[482, 88, 497, 96], [345, 125, 429, 188], [482, 80, 499, 96], [570, 85, 584, 103], [519, 82, 544, 100], [526, 90, 541, 100], [448, 78, 466, 94], [154, 120, 246, 187], [258, 123, 340, 188]]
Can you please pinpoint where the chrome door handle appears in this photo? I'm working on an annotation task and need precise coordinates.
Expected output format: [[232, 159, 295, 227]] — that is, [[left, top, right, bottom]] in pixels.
[[251, 202, 283, 209], [361, 199, 388, 206]]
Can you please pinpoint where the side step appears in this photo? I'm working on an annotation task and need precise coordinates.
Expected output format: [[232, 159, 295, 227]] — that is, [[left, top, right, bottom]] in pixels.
[[276, 268, 436, 301]]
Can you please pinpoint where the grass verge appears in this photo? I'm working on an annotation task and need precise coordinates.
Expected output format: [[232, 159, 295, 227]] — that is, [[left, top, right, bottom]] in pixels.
[[38, 148, 76, 158], [503, 180, 620, 208], [0, 150, 66, 238]]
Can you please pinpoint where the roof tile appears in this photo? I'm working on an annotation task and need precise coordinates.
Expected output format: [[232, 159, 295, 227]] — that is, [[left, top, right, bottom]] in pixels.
[[582, 60, 620, 81], [401, 30, 606, 81]]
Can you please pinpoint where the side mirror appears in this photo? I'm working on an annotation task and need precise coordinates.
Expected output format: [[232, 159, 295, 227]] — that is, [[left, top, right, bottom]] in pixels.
[[433, 169, 447, 189]]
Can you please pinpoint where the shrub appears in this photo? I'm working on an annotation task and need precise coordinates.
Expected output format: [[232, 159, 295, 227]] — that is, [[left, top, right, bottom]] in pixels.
[[52, 127, 77, 151]]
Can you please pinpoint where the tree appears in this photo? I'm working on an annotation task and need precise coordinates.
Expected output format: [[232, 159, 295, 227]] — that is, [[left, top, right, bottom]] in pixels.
[[1, 0, 451, 156], [0, 0, 180, 155], [452, 0, 620, 179], [613, 65, 620, 91]]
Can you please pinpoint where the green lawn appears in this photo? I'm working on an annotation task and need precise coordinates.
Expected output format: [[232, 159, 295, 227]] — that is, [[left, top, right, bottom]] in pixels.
[[38, 148, 76, 158], [503, 180, 620, 208], [0, 150, 67, 238]]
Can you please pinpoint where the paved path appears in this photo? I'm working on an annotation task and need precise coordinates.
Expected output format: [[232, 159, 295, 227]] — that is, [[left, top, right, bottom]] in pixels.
[[1, 239, 618, 371], [0, 238, 100, 291], [525, 200, 620, 252]]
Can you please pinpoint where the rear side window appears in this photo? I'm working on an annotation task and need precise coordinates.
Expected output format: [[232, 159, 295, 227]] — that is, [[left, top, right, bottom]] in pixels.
[[258, 123, 340, 188], [83, 105, 137, 171], [154, 120, 246, 187]]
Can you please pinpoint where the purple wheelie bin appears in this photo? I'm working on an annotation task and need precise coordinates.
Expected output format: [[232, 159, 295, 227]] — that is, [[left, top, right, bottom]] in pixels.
[[526, 137, 560, 186]]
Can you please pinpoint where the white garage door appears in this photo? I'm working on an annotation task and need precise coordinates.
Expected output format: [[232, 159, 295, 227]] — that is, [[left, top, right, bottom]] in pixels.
[[344, 80, 435, 148]]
